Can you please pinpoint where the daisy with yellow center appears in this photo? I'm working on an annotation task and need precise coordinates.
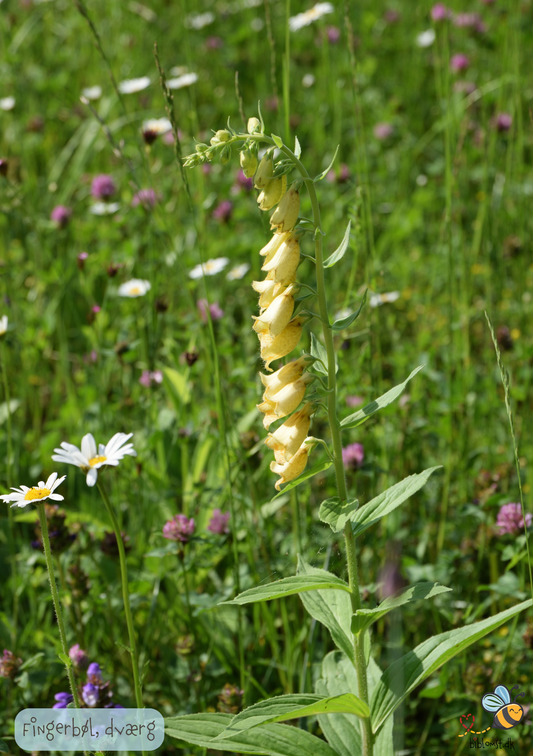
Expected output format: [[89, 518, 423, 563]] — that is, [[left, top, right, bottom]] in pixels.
[[0, 472, 66, 508], [118, 279, 151, 298], [52, 432, 136, 487]]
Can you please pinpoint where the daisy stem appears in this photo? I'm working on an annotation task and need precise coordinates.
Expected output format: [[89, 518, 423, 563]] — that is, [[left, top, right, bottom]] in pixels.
[[96, 480, 144, 712], [36, 503, 82, 710], [1, 341, 13, 487]]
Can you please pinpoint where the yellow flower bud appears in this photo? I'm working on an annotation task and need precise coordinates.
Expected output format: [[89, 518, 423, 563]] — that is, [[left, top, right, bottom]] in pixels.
[[211, 129, 231, 145], [265, 402, 315, 463], [254, 154, 274, 189], [259, 356, 312, 398], [259, 232, 291, 260], [259, 316, 305, 371], [270, 185, 300, 233], [240, 148, 258, 178], [247, 117, 262, 135], [270, 437, 316, 491], [257, 175, 287, 211], [257, 374, 314, 429], [261, 234, 300, 284], [252, 283, 296, 337]]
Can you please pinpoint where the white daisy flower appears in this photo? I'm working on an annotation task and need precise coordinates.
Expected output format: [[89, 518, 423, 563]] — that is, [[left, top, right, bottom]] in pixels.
[[170, 66, 189, 77], [118, 76, 151, 94], [167, 73, 198, 90], [1, 472, 66, 509], [226, 263, 250, 281], [0, 97, 15, 111], [52, 432, 137, 487], [90, 202, 120, 215], [118, 279, 151, 297], [189, 257, 230, 280], [289, 2, 334, 32], [82, 85, 102, 101], [416, 29, 436, 48], [0, 315, 7, 337], [369, 291, 400, 308], [142, 117, 172, 135], [185, 11, 215, 29]]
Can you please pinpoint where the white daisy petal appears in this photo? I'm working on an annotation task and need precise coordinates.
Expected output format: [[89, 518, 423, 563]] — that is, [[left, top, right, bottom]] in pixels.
[[49, 494, 64, 501], [118, 76, 151, 94], [166, 72, 198, 90], [50, 474, 67, 492], [38, 481, 45, 488], [86, 468, 98, 487], [81, 434, 97, 460], [45, 472, 58, 489], [117, 279, 151, 298]]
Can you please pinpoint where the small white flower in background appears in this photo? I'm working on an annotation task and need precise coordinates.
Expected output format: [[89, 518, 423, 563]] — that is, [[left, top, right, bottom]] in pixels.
[[0, 97, 15, 111], [416, 29, 436, 47], [226, 263, 251, 281], [0, 315, 8, 337], [52, 433, 137, 487], [170, 66, 189, 77], [185, 11, 215, 29], [302, 74, 315, 88], [369, 291, 400, 308], [334, 307, 351, 321], [250, 17, 264, 31], [189, 257, 230, 279], [81, 86, 102, 101], [1, 472, 66, 509], [167, 73, 198, 90], [118, 76, 151, 94], [90, 202, 120, 215], [118, 279, 152, 297], [289, 2, 334, 32], [142, 118, 172, 135]]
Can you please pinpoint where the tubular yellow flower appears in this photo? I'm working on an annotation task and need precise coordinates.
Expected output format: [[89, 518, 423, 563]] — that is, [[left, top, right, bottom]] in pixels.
[[259, 356, 312, 397], [270, 437, 317, 491], [252, 274, 281, 310], [252, 284, 297, 337], [257, 175, 287, 211], [270, 185, 300, 233], [259, 232, 291, 261], [240, 148, 258, 178], [265, 402, 315, 463], [254, 154, 274, 189], [259, 316, 305, 371], [257, 373, 315, 428], [261, 234, 300, 283]]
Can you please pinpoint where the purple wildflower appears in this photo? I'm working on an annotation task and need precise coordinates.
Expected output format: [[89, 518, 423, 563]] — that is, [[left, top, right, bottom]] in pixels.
[[496, 503, 532, 536], [87, 663, 103, 683], [139, 370, 163, 387], [82, 682, 99, 707], [0, 649, 22, 679], [326, 26, 341, 43], [163, 514, 195, 543], [236, 169, 253, 192], [132, 188, 158, 209], [450, 54, 470, 72], [92, 304, 101, 314], [51, 205, 72, 228], [453, 12, 485, 32], [197, 299, 224, 323], [342, 442, 365, 470], [212, 200, 233, 223], [431, 3, 450, 21], [91, 174, 116, 201], [53, 692, 74, 709], [346, 395, 364, 408], [69, 644, 89, 670], [373, 122, 394, 141], [493, 112, 512, 132], [77, 251, 88, 270], [208, 509, 230, 535], [206, 36, 223, 50]]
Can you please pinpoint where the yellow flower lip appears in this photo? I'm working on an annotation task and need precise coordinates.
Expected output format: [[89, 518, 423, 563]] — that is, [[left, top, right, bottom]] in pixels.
[[89, 455, 107, 467], [24, 487, 51, 501]]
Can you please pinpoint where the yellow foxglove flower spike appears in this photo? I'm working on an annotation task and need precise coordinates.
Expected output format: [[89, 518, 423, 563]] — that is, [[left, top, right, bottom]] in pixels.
[[256, 373, 315, 429], [259, 231, 291, 261], [270, 185, 300, 233], [259, 316, 305, 371], [259, 356, 312, 397], [270, 437, 317, 491], [261, 235, 300, 284], [257, 175, 287, 211], [265, 402, 315, 463], [252, 283, 297, 338]]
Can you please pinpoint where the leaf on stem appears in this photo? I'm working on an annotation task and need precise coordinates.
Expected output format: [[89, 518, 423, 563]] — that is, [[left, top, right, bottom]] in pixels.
[[318, 497, 359, 533], [351, 582, 453, 636], [324, 221, 351, 268], [219, 572, 351, 607], [271, 133, 283, 148], [294, 135, 302, 159], [331, 290, 368, 331], [314, 146, 340, 182], [340, 365, 424, 428]]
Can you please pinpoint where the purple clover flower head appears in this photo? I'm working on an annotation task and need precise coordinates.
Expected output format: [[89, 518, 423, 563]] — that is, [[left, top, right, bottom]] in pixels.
[[163, 514, 195, 543], [82, 682, 99, 707], [208, 509, 230, 535], [69, 644, 89, 670], [53, 692, 74, 709], [236, 169, 253, 192], [77, 251, 88, 270], [212, 200, 233, 223], [373, 122, 394, 141], [139, 370, 152, 387], [496, 503, 532, 536], [450, 53, 470, 72], [51, 205, 72, 228], [342, 442, 364, 470], [431, 3, 450, 21], [91, 174, 116, 201], [132, 188, 158, 209], [87, 662, 103, 683], [453, 12, 484, 30], [346, 395, 364, 408], [197, 299, 224, 323], [494, 112, 512, 132], [206, 36, 223, 50], [326, 26, 341, 44]]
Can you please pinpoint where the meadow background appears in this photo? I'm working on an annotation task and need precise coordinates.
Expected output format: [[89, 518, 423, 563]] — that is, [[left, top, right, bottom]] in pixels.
[[1, 0, 533, 753]]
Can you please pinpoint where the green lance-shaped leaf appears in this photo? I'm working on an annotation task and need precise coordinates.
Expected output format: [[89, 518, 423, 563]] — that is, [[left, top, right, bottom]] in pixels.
[[309, 332, 329, 375], [296, 557, 355, 664], [350, 466, 441, 538], [319, 497, 359, 533], [271, 133, 283, 149], [294, 135, 302, 159], [269, 460, 333, 500], [331, 289, 368, 331], [370, 598, 533, 736], [213, 693, 369, 741], [219, 572, 351, 607], [351, 582, 453, 636], [324, 220, 351, 269], [314, 145, 340, 182], [340, 365, 424, 429], [164, 712, 340, 756]]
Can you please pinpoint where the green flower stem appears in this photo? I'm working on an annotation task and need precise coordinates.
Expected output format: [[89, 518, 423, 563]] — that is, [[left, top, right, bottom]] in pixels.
[[36, 503, 82, 710], [96, 480, 144, 711], [1, 341, 13, 487]]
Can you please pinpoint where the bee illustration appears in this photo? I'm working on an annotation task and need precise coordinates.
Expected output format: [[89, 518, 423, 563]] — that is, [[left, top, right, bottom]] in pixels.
[[481, 684, 525, 730]]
